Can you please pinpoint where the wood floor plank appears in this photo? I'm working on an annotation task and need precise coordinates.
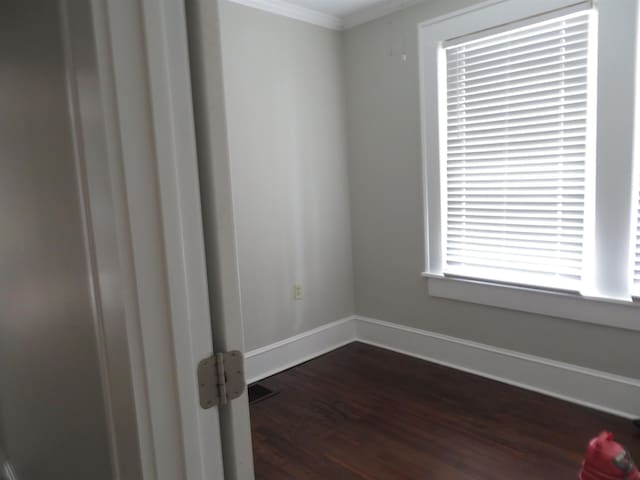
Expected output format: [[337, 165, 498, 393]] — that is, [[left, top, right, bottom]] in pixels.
[[250, 343, 639, 479]]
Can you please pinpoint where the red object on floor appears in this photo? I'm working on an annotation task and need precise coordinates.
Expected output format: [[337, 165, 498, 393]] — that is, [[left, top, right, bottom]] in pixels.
[[579, 431, 640, 480]]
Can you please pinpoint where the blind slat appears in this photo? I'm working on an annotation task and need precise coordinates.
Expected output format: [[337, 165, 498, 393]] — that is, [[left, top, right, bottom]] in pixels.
[[447, 106, 587, 128], [448, 172, 585, 183], [447, 70, 587, 96], [448, 80, 587, 106], [446, 180, 585, 189], [448, 247, 583, 264], [446, 37, 588, 70], [448, 88, 587, 114], [448, 188, 585, 195], [447, 230, 584, 244], [446, 254, 581, 275], [448, 61, 587, 89], [448, 140, 586, 154], [447, 218, 584, 228], [449, 156, 584, 169], [449, 98, 588, 121], [448, 132, 586, 147], [447, 240, 583, 256], [447, 115, 586, 133], [447, 28, 589, 64], [447, 16, 588, 54], [447, 47, 588, 81]]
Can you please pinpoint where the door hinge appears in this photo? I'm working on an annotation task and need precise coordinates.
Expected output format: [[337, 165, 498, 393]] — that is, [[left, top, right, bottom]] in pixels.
[[197, 351, 246, 409]]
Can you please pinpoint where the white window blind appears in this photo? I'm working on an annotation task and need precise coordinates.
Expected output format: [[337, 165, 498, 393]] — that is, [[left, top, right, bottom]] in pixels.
[[442, 8, 596, 291]]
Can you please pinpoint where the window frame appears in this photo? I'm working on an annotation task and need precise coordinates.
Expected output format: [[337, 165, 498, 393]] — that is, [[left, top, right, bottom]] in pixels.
[[419, 0, 640, 331]]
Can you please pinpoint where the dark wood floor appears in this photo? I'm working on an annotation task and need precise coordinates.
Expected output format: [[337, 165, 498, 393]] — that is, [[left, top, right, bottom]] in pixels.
[[250, 342, 639, 479]]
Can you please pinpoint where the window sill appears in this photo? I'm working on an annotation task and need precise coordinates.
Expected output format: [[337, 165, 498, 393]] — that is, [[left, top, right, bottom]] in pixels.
[[422, 273, 640, 332]]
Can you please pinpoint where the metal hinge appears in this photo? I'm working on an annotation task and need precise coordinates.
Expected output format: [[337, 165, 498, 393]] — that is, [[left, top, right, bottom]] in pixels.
[[197, 351, 246, 409]]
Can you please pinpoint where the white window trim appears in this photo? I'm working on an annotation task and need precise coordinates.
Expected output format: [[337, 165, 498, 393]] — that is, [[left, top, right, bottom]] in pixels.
[[419, 0, 640, 330], [423, 273, 640, 332]]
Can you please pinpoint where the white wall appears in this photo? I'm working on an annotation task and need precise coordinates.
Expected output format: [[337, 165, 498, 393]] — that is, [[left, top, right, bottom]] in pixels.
[[219, 2, 355, 350], [343, 0, 640, 378]]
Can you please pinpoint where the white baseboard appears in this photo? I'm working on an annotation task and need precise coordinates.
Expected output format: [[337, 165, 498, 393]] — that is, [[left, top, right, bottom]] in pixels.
[[245, 316, 356, 384], [244, 315, 640, 418], [354, 316, 640, 419]]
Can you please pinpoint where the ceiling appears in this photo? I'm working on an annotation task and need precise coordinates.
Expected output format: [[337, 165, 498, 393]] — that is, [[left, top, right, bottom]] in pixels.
[[226, 0, 423, 29], [282, 0, 390, 17]]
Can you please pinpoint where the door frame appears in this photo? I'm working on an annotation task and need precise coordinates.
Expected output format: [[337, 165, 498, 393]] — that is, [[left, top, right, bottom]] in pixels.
[[184, 1, 256, 478], [74, 0, 237, 478]]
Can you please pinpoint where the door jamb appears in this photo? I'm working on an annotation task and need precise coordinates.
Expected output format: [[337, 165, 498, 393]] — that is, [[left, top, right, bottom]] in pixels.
[[185, 1, 256, 478]]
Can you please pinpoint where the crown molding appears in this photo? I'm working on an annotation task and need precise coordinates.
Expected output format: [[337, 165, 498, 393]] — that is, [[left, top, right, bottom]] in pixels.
[[224, 0, 343, 30], [224, 0, 430, 31], [343, 0, 424, 29]]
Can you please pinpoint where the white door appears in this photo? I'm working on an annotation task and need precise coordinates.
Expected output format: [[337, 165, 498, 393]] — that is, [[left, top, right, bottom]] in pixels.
[[99, 0, 256, 478], [93, 0, 233, 478]]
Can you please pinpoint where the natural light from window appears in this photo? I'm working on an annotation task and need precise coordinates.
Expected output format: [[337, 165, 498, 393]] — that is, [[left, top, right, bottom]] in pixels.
[[420, 0, 640, 329], [440, 8, 596, 292]]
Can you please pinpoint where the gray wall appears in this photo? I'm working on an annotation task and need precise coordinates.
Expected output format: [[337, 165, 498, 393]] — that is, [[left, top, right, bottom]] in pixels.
[[343, 0, 640, 378], [219, 2, 355, 350]]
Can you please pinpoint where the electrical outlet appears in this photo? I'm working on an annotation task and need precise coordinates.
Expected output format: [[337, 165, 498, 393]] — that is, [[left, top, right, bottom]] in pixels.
[[294, 284, 303, 300]]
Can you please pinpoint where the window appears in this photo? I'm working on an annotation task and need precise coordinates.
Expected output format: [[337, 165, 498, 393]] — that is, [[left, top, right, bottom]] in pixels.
[[420, 0, 640, 328], [442, 9, 595, 291]]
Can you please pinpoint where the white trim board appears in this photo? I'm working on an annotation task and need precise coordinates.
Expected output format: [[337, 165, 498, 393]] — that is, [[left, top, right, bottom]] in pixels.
[[343, 0, 424, 29], [245, 317, 357, 383], [424, 275, 640, 333], [224, 0, 426, 30], [245, 316, 640, 419]]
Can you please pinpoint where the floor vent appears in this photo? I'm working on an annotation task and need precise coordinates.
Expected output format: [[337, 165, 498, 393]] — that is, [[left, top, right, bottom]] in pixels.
[[248, 384, 277, 405]]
